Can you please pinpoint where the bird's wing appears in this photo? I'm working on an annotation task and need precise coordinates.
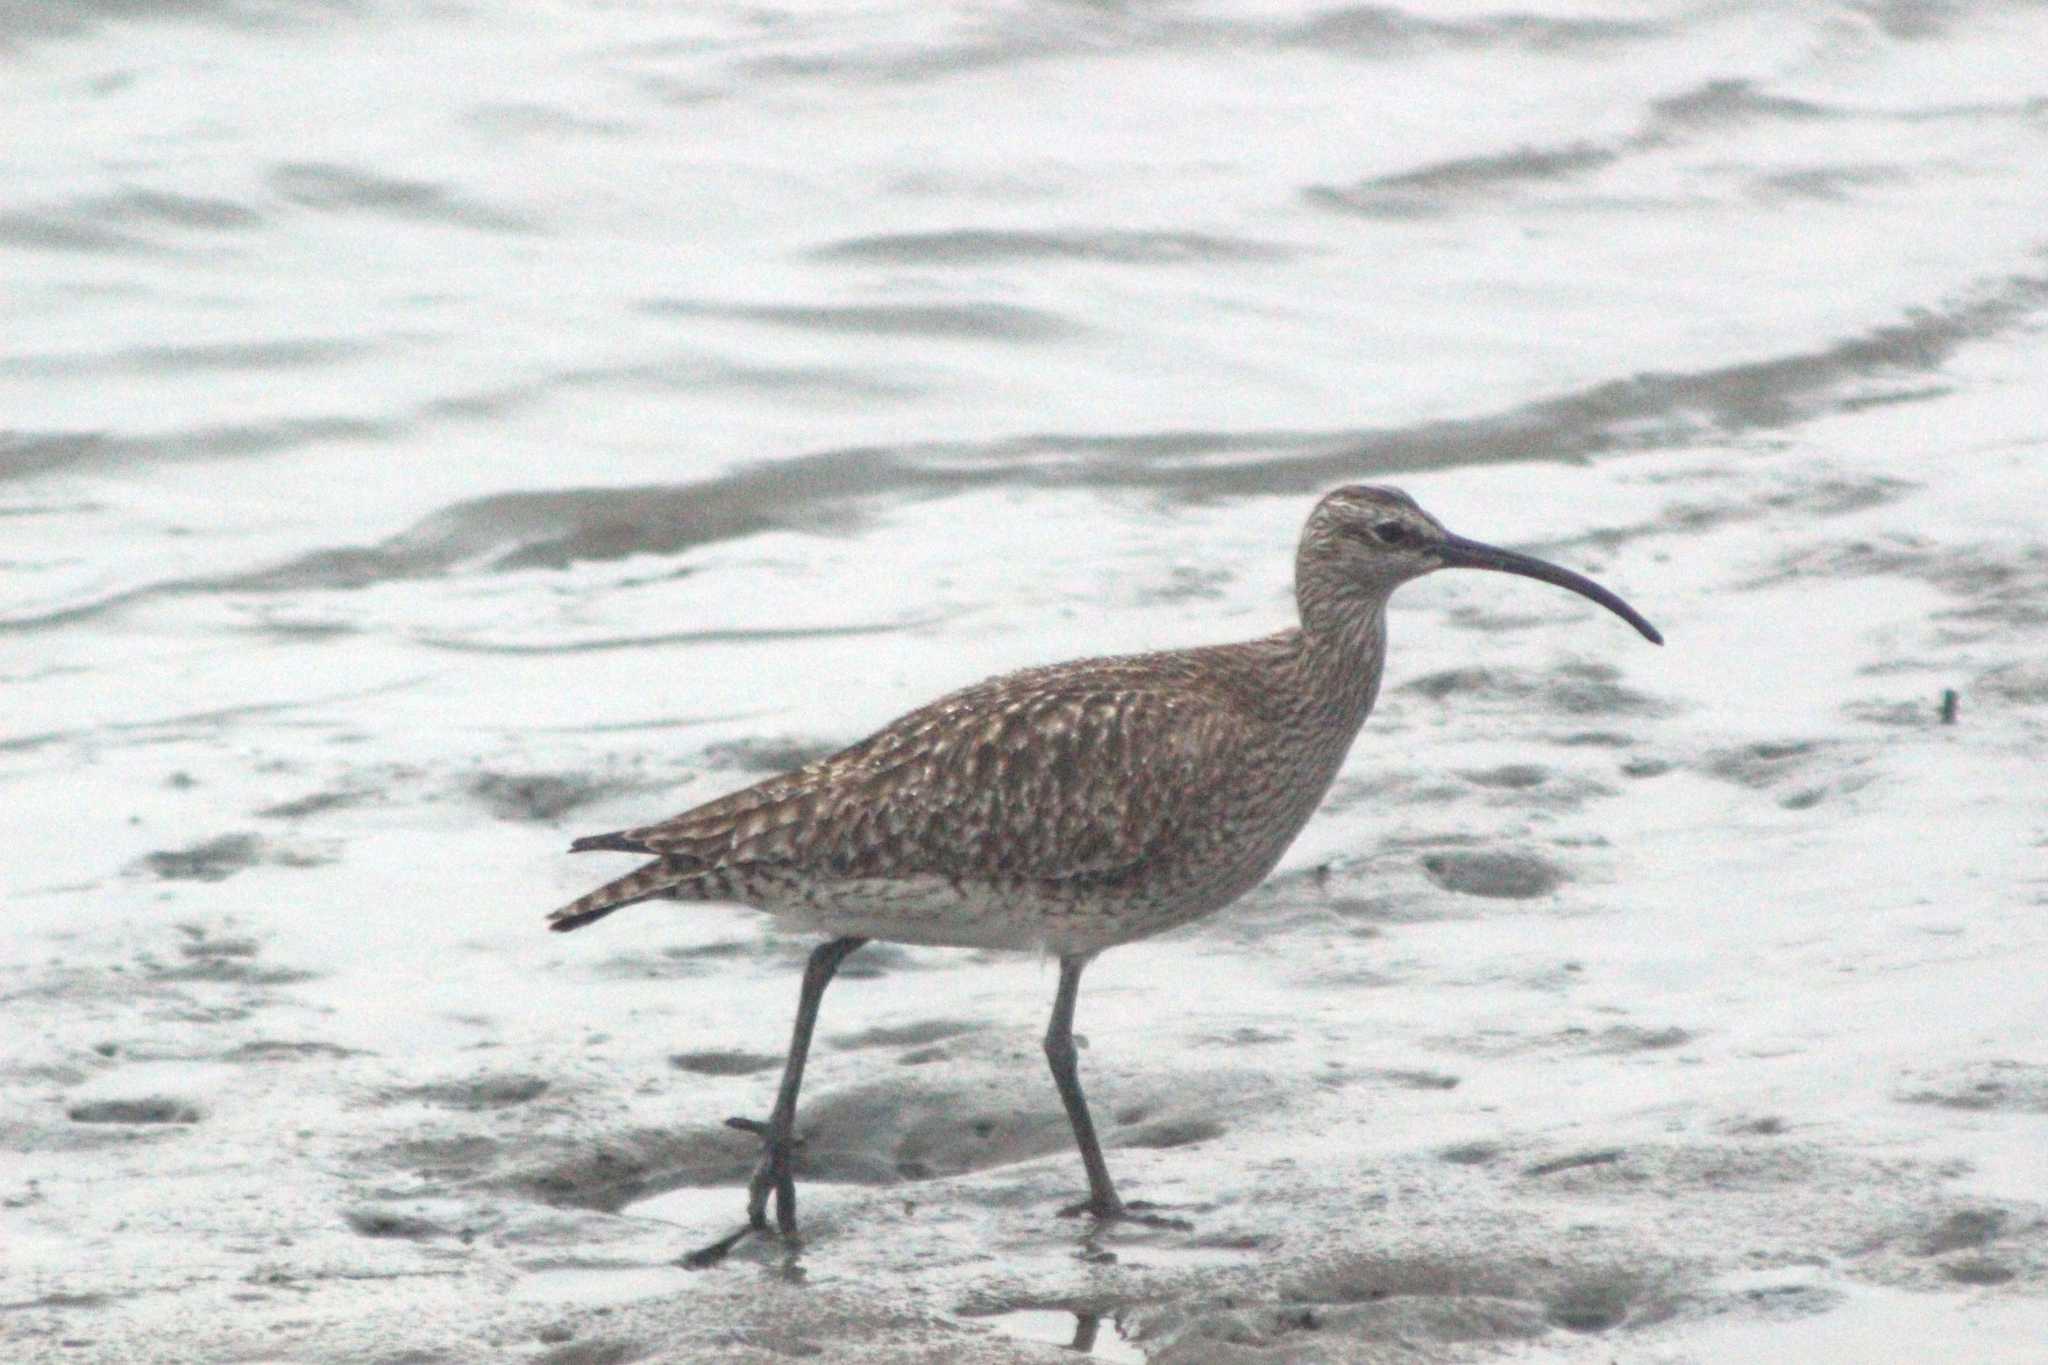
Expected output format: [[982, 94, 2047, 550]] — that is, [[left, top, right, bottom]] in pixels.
[[577, 675, 1252, 884]]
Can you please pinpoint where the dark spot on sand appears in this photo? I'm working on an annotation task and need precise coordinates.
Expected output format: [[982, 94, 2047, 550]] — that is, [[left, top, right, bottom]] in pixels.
[[664, 939, 755, 961], [345, 1207, 448, 1240], [469, 771, 610, 822], [1438, 1141, 1500, 1165], [1975, 660, 2048, 705], [68, 1097, 200, 1124], [1328, 892, 1447, 924], [227, 1040, 360, 1062], [258, 787, 373, 819], [179, 931, 259, 959], [1916, 1208, 2005, 1256], [700, 735, 842, 772], [1735, 1282, 1843, 1320], [1120, 1117, 1224, 1149], [1844, 697, 1939, 727], [146, 934, 318, 986], [1524, 1148, 1625, 1178], [505, 1127, 755, 1211], [670, 1050, 781, 1076], [828, 943, 920, 979], [376, 1134, 503, 1184], [1370, 1068, 1460, 1090], [1280, 1248, 1557, 1309], [1590, 1025, 1691, 1053], [134, 833, 264, 882], [1702, 740, 1858, 795], [1898, 1061, 2048, 1113], [1620, 756, 1673, 777], [832, 1019, 982, 1049], [1544, 1277, 1635, 1332], [1554, 730, 1635, 747], [1422, 849, 1565, 899], [1460, 763, 1549, 789], [386, 1074, 551, 1110], [1404, 662, 1668, 718], [1943, 1259, 2016, 1286], [1205, 1026, 1291, 1046], [536, 1339, 651, 1365]]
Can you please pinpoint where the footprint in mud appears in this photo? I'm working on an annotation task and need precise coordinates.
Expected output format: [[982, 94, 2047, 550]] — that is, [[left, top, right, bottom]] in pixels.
[[345, 1207, 450, 1240], [1459, 763, 1551, 789], [1420, 848, 1567, 899], [1975, 659, 2048, 706], [1915, 1208, 2006, 1257], [1745, 537, 2048, 634], [468, 771, 618, 822], [67, 1097, 201, 1125], [700, 734, 843, 772], [133, 833, 263, 881], [1121, 1248, 1676, 1355], [1702, 738, 1874, 810], [1457, 763, 1617, 812], [257, 786, 378, 819], [830, 1018, 984, 1050], [670, 1050, 781, 1077], [381, 1074, 552, 1110], [1886, 1204, 2037, 1291], [374, 1133, 505, 1187], [1578, 1024, 1692, 1054], [1116, 1116, 1225, 1150], [1402, 660, 1671, 719], [143, 926, 319, 987], [225, 1040, 360, 1062], [502, 1124, 760, 1212], [1438, 1140, 1502, 1166], [1898, 1061, 2048, 1113]]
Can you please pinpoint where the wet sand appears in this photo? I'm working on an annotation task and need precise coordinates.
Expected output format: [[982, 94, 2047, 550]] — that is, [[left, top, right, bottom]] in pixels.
[[8, 366, 2048, 1360], [5, 2, 2047, 1359]]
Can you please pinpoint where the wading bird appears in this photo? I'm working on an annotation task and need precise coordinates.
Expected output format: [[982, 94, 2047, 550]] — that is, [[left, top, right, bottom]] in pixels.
[[548, 485, 1661, 1265]]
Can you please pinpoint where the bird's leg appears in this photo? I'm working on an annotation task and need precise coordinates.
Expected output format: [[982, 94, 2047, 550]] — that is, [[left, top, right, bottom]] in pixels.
[[746, 935, 866, 1233], [1043, 954, 1192, 1231], [1044, 953, 1129, 1220], [682, 935, 865, 1268]]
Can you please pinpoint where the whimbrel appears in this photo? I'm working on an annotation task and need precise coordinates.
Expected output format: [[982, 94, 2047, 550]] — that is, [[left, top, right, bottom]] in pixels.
[[548, 485, 1661, 1264]]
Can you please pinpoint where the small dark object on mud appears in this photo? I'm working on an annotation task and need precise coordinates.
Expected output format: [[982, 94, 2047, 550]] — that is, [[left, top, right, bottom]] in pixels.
[[68, 1097, 200, 1125], [471, 771, 607, 822], [1939, 688, 1959, 724], [137, 833, 264, 882]]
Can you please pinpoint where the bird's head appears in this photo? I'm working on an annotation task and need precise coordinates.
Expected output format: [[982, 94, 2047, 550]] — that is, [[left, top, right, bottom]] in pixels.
[[1299, 485, 1662, 645]]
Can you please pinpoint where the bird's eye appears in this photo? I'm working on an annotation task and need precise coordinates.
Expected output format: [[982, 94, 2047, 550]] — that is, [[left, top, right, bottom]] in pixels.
[[1370, 520, 1407, 544]]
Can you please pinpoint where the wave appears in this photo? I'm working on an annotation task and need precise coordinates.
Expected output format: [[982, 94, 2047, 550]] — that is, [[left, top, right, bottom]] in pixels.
[[22, 270, 2013, 613]]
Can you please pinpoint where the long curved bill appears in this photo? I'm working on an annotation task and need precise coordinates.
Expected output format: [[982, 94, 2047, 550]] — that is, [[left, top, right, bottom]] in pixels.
[[1438, 534, 1663, 645]]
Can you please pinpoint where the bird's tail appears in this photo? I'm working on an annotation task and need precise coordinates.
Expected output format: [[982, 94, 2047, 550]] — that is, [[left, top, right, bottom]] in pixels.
[[546, 857, 693, 933]]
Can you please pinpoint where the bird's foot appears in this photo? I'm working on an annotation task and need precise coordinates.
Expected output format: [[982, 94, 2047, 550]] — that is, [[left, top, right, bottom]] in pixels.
[[679, 1115, 808, 1270], [679, 1222, 759, 1270], [1058, 1196, 1192, 1231], [729, 1115, 806, 1231]]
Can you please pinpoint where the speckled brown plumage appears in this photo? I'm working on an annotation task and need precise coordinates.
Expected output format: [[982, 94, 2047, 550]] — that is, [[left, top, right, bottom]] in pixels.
[[545, 485, 1662, 1257]]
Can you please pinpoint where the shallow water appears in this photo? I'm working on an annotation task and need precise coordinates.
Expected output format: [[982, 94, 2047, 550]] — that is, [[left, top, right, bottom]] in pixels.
[[5, 3, 2048, 1363], [7, 0, 2047, 643]]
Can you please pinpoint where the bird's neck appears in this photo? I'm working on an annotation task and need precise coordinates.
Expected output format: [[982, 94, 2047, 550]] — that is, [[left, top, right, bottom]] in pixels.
[[1290, 586, 1390, 731]]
